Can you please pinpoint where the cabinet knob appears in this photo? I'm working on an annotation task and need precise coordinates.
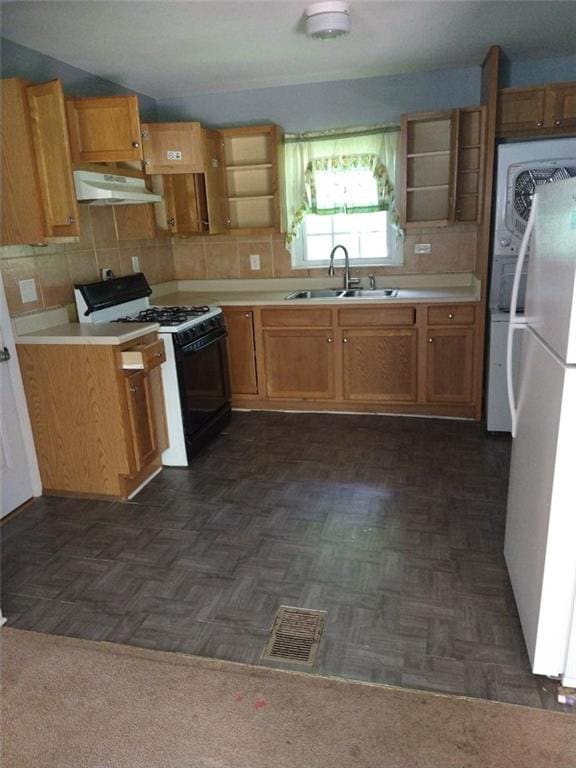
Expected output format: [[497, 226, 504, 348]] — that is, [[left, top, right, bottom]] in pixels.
[[244, 313, 251, 318], [327, 338, 333, 343], [155, 352, 163, 357], [555, 120, 562, 126], [536, 121, 543, 127], [343, 338, 348, 343], [132, 141, 140, 148], [67, 216, 76, 224], [448, 313, 454, 319], [428, 338, 433, 343]]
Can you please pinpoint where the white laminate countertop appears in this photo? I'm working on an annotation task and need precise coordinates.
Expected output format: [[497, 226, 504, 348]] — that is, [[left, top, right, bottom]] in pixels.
[[154, 284, 480, 308], [15, 322, 160, 346]]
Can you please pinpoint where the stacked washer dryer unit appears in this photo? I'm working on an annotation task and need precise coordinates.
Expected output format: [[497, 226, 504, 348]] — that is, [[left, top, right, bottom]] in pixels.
[[486, 138, 576, 432]]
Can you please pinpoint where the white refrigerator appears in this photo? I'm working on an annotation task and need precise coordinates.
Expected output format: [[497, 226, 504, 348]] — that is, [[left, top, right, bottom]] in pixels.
[[505, 176, 576, 686]]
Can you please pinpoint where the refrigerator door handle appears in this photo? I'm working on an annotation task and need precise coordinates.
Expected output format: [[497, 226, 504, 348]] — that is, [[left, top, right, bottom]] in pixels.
[[507, 196, 538, 438]]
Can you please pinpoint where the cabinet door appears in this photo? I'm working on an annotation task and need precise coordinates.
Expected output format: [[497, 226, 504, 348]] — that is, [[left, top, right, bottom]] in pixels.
[[163, 174, 207, 235], [66, 95, 142, 162], [263, 329, 335, 399], [496, 89, 546, 135], [426, 328, 474, 403], [203, 129, 227, 234], [142, 122, 204, 174], [0, 78, 46, 245], [547, 84, 576, 131], [124, 370, 157, 472], [27, 80, 80, 238], [343, 329, 418, 402], [223, 309, 258, 395]]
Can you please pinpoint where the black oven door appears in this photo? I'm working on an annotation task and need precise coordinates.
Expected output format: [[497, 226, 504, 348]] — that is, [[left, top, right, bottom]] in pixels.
[[175, 328, 231, 455]]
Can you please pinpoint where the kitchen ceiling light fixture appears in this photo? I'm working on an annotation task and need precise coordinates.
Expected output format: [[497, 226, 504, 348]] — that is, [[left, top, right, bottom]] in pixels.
[[305, 1, 351, 39]]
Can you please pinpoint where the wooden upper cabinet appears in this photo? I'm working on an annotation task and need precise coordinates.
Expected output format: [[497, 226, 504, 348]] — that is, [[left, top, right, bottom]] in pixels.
[[497, 88, 546, 135], [223, 309, 258, 395], [547, 83, 576, 131], [343, 328, 418, 402], [497, 82, 576, 137], [141, 122, 204, 174], [202, 129, 227, 235], [114, 204, 156, 241], [27, 80, 80, 238], [220, 124, 282, 235], [400, 108, 486, 228], [0, 78, 46, 245], [66, 95, 142, 162]]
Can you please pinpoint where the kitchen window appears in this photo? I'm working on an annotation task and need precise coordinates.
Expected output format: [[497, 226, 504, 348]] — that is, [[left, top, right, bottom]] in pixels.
[[284, 126, 403, 269]]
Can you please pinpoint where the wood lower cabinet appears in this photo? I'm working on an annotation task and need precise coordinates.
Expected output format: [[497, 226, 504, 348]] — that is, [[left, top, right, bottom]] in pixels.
[[263, 329, 335, 399], [124, 370, 157, 471], [226, 302, 482, 419], [343, 329, 418, 402], [17, 333, 167, 499], [223, 309, 258, 395], [426, 327, 474, 403]]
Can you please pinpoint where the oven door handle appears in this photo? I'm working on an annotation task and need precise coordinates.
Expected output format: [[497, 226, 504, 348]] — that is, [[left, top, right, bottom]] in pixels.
[[176, 328, 227, 356]]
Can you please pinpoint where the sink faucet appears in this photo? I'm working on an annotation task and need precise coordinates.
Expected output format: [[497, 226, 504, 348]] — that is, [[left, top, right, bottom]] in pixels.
[[328, 245, 361, 290]]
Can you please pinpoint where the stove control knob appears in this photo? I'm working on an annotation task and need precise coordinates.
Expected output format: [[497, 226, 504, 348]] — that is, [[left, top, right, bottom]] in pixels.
[[200, 323, 206, 332], [500, 238, 511, 248]]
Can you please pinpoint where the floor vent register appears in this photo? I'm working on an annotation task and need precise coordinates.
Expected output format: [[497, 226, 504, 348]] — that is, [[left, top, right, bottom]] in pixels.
[[261, 606, 326, 666]]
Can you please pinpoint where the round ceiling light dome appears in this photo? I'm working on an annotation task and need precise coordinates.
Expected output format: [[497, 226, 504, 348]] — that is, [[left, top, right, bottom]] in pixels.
[[305, 1, 351, 39]]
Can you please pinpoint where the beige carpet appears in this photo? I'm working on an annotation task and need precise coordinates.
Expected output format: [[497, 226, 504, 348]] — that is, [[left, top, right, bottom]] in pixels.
[[1, 628, 575, 768]]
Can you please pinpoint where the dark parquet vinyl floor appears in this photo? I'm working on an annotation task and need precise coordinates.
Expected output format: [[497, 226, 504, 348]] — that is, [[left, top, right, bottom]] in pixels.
[[1, 411, 571, 712]]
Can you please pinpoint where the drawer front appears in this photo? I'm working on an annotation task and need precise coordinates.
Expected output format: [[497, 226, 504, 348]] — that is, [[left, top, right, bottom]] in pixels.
[[261, 308, 332, 328], [121, 339, 166, 371], [338, 306, 415, 327], [427, 305, 475, 326]]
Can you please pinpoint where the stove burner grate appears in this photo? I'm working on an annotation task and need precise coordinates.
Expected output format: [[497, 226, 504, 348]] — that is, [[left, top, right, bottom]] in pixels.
[[113, 306, 211, 327]]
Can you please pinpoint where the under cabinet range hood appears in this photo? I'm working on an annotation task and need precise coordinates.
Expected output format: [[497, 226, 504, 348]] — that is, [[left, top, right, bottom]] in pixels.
[[73, 169, 162, 205]]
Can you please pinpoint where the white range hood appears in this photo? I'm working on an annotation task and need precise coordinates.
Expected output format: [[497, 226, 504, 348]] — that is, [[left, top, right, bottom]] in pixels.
[[73, 169, 162, 205]]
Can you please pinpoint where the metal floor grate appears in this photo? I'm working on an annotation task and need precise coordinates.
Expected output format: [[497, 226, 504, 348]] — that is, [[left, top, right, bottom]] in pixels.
[[261, 606, 326, 666]]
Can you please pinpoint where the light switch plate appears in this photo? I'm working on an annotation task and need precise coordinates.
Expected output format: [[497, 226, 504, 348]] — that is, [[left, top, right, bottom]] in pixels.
[[131, 256, 140, 272], [249, 254, 261, 270], [19, 278, 38, 303], [415, 243, 432, 254]]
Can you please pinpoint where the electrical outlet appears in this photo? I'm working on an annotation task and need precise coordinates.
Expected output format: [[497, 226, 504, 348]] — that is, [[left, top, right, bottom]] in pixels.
[[166, 150, 182, 160], [101, 268, 115, 280], [19, 278, 38, 303], [131, 256, 140, 272], [415, 243, 432, 254], [249, 254, 261, 270]]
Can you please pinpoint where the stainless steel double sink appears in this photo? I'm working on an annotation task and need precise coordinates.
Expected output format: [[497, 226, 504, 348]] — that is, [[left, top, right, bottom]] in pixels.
[[285, 288, 399, 300]]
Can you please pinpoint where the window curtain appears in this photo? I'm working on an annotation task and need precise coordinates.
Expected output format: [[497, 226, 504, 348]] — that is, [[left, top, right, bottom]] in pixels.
[[284, 126, 402, 249]]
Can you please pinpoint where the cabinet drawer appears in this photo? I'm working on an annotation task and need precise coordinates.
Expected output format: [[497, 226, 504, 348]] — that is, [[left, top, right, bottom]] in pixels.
[[261, 308, 332, 327], [427, 305, 475, 325], [121, 339, 166, 371], [338, 307, 415, 327]]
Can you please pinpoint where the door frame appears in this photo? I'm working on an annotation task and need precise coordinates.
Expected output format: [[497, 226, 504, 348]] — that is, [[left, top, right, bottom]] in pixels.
[[0, 271, 42, 514]]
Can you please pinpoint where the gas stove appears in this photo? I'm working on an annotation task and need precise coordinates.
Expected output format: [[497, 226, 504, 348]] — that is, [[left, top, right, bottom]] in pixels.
[[111, 305, 222, 334]]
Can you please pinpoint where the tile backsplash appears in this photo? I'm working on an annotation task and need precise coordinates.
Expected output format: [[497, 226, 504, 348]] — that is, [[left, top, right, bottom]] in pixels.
[[172, 223, 478, 282], [0, 206, 174, 316]]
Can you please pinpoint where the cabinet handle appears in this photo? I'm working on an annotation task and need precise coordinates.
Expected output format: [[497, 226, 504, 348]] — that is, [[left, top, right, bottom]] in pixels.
[[448, 313, 454, 319], [555, 120, 562, 126], [132, 141, 140, 148], [327, 338, 333, 343], [536, 121, 543, 127], [428, 338, 433, 343]]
